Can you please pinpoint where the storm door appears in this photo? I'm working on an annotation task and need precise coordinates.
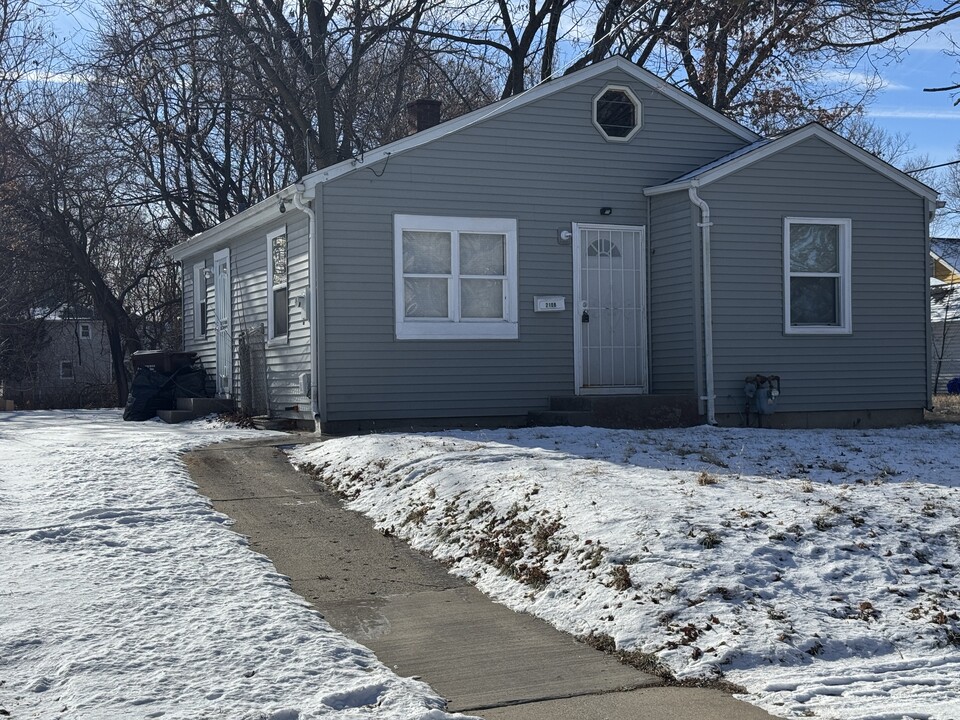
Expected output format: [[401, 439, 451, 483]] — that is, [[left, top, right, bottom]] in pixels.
[[213, 248, 232, 397], [573, 224, 647, 394]]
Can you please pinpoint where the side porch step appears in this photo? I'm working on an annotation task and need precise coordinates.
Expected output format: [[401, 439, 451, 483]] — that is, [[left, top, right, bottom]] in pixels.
[[158, 397, 236, 424]]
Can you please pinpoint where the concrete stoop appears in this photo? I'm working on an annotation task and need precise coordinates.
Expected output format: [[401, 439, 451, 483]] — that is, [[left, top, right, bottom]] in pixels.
[[157, 397, 234, 424], [529, 394, 700, 429]]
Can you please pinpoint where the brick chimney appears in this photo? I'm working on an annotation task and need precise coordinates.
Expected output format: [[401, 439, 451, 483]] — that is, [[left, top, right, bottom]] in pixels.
[[406, 98, 442, 133]]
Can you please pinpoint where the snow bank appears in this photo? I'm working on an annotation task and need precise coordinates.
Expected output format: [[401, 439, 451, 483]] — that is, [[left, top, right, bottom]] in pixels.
[[0, 410, 468, 720], [292, 424, 960, 720]]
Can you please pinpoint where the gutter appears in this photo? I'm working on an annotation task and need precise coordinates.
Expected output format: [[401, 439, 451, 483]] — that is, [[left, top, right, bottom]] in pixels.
[[689, 184, 717, 425], [289, 183, 321, 427]]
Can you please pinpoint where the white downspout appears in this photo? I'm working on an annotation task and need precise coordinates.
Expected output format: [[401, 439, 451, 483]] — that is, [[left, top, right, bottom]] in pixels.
[[689, 184, 717, 425], [290, 183, 321, 427]]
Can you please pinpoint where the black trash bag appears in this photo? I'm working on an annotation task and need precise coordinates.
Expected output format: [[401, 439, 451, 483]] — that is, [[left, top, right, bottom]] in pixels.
[[170, 367, 209, 399], [123, 367, 177, 421]]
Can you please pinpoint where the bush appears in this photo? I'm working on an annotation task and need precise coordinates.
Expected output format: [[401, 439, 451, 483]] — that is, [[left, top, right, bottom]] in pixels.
[[947, 377, 960, 395]]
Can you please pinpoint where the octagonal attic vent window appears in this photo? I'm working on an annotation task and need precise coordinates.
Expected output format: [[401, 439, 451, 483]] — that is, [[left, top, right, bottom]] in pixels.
[[593, 85, 641, 142]]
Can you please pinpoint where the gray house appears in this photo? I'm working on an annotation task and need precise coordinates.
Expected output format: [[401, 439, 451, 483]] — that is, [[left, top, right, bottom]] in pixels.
[[169, 57, 940, 432], [1, 317, 114, 409]]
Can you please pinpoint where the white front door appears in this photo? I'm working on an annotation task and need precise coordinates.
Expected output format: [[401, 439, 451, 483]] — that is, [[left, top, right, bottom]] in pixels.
[[573, 223, 647, 394], [213, 248, 232, 397]]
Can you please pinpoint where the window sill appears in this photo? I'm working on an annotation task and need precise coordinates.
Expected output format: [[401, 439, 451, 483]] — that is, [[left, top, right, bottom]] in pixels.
[[785, 326, 852, 336], [396, 321, 518, 341]]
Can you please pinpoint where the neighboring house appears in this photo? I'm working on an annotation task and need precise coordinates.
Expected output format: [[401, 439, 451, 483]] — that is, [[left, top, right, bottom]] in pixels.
[[169, 56, 940, 432], [930, 238, 960, 393], [1, 317, 114, 409]]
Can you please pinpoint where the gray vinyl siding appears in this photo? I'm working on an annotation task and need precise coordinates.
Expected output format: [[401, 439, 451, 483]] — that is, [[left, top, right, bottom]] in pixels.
[[698, 136, 928, 416], [182, 211, 311, 417], [319, 68, 748, 422], [649, 193, 698, 395]]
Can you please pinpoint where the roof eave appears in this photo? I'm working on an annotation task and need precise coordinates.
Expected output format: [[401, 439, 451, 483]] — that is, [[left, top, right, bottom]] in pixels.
[[302, 56, 759, 189], [644, 124, 939, 202], [167, 186, 295, 262]]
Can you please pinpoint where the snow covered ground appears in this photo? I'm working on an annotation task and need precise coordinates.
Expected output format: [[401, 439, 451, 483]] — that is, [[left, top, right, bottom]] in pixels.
[[0, 410, 469, 720], [292, 423, 960, 720]]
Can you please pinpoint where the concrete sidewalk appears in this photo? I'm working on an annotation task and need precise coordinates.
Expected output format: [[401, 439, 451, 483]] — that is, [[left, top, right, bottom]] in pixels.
[[184, 439, 776, 719]]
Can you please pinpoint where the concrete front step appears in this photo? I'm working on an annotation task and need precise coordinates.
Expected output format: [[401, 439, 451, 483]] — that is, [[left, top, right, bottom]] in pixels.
[[156, 409, 196, 424], [158, 397, 236, 424], [528, 410, 594, 427], [176, 397, 235, 414], [530, 394, 701, 430]]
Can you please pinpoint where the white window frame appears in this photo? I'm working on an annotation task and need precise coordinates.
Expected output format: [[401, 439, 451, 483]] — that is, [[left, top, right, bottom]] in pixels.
[[192, 262, 208, 340], [78, 322, 91, 340], [266, 227, 289, 343], [592, 85, 642, 143], [60, 360, 74, 380], [783, 217, 852, 335], [394, 214, 519, 340]]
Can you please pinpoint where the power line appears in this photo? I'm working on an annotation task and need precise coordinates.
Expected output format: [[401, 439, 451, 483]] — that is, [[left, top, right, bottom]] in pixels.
[[907, 159, 960, 173]]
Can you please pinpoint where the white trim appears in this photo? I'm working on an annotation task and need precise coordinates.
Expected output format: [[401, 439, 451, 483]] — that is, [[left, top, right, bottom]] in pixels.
[[592, 85, 642, 143], [394, 214, 518, 341], [783, 217, 852, 335], [192, 262, 207, 340], [645, 124, 939, 202], [572, 223, 648, 395], [266, 226, 289, 343]]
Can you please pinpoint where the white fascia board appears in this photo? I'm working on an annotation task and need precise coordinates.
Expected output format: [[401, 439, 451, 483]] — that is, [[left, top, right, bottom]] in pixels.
[[304, 57, 759, 187], [168, 187, 295, 262], [645, 124, 939, 201]]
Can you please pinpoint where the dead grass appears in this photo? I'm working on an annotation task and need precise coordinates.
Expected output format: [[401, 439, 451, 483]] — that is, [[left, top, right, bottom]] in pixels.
[[925, 395, 960, 424]]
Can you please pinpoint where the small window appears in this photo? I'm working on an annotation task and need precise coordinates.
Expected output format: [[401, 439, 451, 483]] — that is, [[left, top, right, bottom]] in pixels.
[[193, 263, 208, 339], [60, 361, 74, 380], [394, 215, 518, 340], [78, 323, 91, 339], [784, 218, 852, 334], [267, 228, 288, 341], [593, 85, 641, 142]]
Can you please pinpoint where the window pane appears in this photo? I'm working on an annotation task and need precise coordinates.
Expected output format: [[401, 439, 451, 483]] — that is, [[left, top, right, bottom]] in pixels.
[[460, 233, 505, 275], [403, 231, 451, 274], [273, 287, 288, 337], [272, 234, 288, 286], [596, 90, 636, 137], [405, 277, 448, 317], [199, 302, 208, 336], [791, 276, 839, 325], [790, 224, 839, 273], [461, 279, 503, 319]]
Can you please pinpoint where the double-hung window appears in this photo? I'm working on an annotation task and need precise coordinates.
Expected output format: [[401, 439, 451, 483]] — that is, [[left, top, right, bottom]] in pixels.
[[78, 322, 91, 340], [395, 215, 518, 340], [60, 360, 74, 380], [784, 217, 852, 334], [267, 228, 288, 341]]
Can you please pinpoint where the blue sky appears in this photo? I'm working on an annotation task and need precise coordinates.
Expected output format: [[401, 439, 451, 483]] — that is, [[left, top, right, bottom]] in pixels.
[[864, 21, 959, 167]]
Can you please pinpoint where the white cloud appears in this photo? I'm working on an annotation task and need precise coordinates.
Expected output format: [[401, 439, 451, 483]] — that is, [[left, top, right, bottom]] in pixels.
[[869, 107, 960, 120], [820, 69, 909, 91]]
